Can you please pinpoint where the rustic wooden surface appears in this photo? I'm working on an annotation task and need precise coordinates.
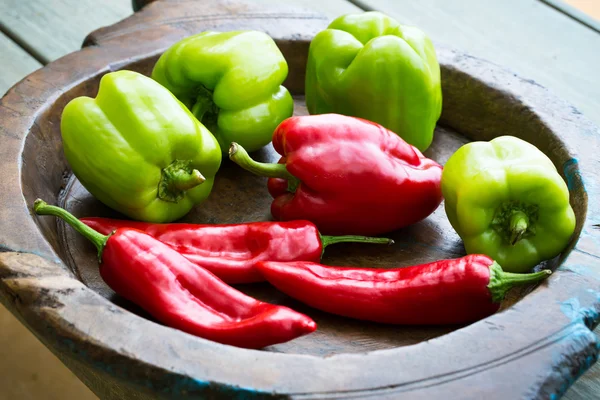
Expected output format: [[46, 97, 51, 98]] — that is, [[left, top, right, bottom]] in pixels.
[[353, 0, 600, 126], [0, 0, 132, 64], [0, 33, 41, 95], [0, 0, 599, 399]]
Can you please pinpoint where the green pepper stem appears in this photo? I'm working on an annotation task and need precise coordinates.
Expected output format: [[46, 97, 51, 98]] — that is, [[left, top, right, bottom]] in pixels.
[[320, 234, 394, 258], [158, 160, 205, 203], [487, 261, 551, 303], [170, 169, 205, 191], [191, 85, 219, 125], [229, 142, 296, 181], [191, 96, 211, 122], [321, 235, 394, 248], [33, 199, 109, 262], [509, 211, 529, 245]]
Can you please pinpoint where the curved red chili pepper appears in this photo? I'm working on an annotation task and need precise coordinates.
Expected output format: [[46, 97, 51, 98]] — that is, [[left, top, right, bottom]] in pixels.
[[256, 255, 551, 325], [80, 217, 392, 284], [229, 114, 444, 236], [34, 200, 316, 349]]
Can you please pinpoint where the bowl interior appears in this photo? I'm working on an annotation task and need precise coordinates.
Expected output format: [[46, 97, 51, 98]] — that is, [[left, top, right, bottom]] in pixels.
[[21, 51, 584, 357]]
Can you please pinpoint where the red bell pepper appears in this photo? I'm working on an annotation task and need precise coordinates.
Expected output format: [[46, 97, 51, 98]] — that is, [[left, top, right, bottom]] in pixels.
[[256, 254, 551, 325], [80, 217, 393, 284], [34, 200, 316, 349], [229, 113, 443, 236]]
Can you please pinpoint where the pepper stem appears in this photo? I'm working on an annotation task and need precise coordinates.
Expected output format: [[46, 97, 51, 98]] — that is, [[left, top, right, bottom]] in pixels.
[[320, 234, 394, 258], [170, 168, 205, 191], [33, 199, 109, 262], [509, 211, 529, 245], [229, 142, 296, 181], [191, 85, 219, 126], [487, 261, 551, 303], [321, 235, 394, 248], [158, 160, 205, 203]]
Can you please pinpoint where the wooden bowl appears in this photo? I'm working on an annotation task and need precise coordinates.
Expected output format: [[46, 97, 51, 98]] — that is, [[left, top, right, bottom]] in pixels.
[[1, 1, 599, 398]]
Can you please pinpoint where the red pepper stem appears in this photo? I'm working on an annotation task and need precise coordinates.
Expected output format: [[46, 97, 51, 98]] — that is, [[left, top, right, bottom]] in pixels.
[[487, 261, 551, 303], [229, 142, 296, 181], [33, 199, 109, 262], [320, 234, 394, 249]]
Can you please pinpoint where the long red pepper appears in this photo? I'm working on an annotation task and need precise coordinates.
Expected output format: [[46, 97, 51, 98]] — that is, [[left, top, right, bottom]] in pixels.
[[256, 255, 551, 325], [80, 217, 392, 284], [34, 200, 316, 349], [229, 114, 444, 236]]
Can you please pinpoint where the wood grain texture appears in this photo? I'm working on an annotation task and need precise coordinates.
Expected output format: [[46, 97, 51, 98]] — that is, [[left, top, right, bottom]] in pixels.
[[0, 0, 599, 399], [0, 33, 41, 96], [82, 0, 360, 96], [352, 0, 600, 126], [0, 0, 133, 63], [564, 361, 600, 400], [132, 0, 361, 17]]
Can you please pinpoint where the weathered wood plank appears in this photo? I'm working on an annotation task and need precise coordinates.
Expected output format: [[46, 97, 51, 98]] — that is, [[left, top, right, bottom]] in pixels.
[[352, 0, 600, 126], [562, 327, 600, 399], [134, 0, 361, 18], [0, 33, 41, 96], [563, 352, 600, 398], [0, 0, 133, 64], [250, 0, 360, 18], [0, 0, 358, 66]]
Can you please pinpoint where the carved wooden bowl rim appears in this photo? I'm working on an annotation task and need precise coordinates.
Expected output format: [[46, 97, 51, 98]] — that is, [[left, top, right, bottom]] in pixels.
[[1, 13, 599, 399]]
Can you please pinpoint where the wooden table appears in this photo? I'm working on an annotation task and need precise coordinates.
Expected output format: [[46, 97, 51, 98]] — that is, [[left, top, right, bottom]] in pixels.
[[0, 0, 598, 398]]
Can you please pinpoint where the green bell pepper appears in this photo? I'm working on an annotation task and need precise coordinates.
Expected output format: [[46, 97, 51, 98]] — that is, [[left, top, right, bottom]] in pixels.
[[61, 70, 222, 223], [151, 31, 294, 153], [442, 136, 576, 273], [305, 11, 442, 152]]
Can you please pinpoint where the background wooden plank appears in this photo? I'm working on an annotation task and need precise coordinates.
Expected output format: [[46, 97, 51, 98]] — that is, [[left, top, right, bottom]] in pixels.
[[0, 33, 41, 96], [351, 0, 600, 126], [0, 0, 133, 64], [563, 367, 600, 400], [251, 0, 361, 18], [0, 0, 358, 66]]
